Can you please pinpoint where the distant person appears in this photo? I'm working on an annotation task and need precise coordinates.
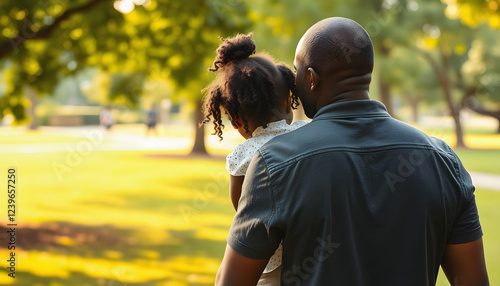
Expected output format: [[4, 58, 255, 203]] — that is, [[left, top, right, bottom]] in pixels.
[[202, 33, 307, 285], [145, 103, 159, 136], [100, 105, 113, 131], [215, 18, 489, 286]]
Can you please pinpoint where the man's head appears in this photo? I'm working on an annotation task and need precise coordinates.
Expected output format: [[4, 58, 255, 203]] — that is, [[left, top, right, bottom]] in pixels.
[[294, 17, 374, 118]]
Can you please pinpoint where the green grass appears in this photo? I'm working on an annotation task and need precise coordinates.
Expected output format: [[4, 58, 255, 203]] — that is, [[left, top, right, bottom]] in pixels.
[[0, 128, 498, 285], [0, 150, 233, 285], [435, 188, 500, 285], [1, 130, 86, 144], [0, 149, 498, 285], [455, 149, 500, 175]]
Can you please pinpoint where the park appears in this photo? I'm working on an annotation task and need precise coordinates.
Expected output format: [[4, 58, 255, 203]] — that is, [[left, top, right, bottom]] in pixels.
[[1, 0, 500, 285]]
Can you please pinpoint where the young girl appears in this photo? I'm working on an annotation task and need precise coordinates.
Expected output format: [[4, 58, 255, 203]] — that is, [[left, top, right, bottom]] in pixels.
[[202, 33, 307, 285]]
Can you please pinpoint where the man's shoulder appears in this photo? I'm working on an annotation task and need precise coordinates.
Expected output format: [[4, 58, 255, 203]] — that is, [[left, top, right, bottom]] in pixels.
[[256, 120, 320, 167], [258, 116, 457, 168]]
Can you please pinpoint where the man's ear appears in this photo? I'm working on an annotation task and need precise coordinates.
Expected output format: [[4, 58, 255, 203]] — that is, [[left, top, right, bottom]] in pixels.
[[307, 67, 319, 91]]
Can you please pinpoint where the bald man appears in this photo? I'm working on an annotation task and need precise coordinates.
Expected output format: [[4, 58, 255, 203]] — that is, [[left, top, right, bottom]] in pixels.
[[215, 18, 488, 286]]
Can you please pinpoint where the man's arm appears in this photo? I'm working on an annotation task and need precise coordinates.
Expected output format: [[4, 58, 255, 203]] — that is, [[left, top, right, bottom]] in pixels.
[[215, 244, 269, 286], [441, 238, 489, 286]]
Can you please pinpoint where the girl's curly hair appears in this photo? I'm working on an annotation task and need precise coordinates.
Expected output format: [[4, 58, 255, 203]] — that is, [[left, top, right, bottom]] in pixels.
[[201, 33, 299, 141]]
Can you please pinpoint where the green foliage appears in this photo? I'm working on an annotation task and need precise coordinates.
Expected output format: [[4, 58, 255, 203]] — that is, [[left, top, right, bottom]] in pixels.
[[2, 0, 500, 126], [444, 0, 500, 29], [0, 0, 250, 121], [0, 135, 499, 284]]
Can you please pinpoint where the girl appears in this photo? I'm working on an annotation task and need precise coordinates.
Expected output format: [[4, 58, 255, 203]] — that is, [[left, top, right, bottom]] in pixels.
[[202, 33, 308, 285]]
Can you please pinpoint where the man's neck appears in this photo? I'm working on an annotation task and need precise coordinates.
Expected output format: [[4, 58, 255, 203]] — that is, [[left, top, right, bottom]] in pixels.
[[317, 90, 370, 109]]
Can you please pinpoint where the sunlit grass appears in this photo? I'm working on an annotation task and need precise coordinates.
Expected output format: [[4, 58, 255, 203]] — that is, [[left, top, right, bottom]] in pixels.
[[1, 150, 234, 229], [0, 148, 233, 285], [435, 189, 500, 285], [1, 128, 85, 144], [418, 127, 500, 150], [454, 149, 500, 175], [0, 125, 498, 285]]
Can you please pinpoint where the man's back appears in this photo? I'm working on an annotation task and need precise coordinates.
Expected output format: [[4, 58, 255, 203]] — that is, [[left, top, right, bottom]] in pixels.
[[230, 100, 481, 285]]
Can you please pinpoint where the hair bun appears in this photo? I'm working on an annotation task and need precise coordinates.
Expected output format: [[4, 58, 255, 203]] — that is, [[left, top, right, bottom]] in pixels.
[[209, 33, 256, 71]]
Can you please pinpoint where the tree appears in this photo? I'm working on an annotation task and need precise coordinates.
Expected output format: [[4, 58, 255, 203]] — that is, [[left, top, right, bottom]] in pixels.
[[459, 28, 500, 133], [0, 0, 250, 154], [442, 0, 500, 133], [442, 0, 500, 29], [245, 0, 433, 119], [382, 45, 441, 123]]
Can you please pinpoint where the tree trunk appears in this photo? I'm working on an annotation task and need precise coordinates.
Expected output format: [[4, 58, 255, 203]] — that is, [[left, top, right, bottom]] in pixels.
[[420, 50, 465, 148], [379, 79, 394, 117], [407, 97, 419, 123], [441, 75, 466, 148], [190, 99, 208, 155], [27, 86, 38, 130]]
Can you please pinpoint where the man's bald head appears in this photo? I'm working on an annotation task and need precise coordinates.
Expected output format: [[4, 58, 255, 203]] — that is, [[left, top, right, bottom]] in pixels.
[[293, 17, 373, 118], [296, 17, 374, 75]]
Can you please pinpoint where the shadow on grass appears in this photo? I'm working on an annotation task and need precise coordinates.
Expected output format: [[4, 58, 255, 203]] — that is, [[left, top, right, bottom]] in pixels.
[[0, 271, 215, 286], [0, 222, 226, 285], [1, 223, 226, 261]]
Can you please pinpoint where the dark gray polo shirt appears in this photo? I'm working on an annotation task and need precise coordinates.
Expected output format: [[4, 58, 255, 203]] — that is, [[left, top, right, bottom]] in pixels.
[[227, 100, 482, 286]]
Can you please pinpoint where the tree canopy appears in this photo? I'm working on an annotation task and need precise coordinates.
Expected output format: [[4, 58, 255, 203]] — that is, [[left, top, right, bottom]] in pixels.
[[0, 0, 250, 121], [443, 0, 500, 29], [2, 0, 500, 150]]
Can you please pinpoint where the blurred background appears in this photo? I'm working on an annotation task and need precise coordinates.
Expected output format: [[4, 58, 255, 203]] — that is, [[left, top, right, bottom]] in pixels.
[[0, 0, 499, 285]]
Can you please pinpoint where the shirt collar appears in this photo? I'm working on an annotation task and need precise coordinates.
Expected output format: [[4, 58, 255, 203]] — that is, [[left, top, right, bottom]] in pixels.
[[252, 119, 288, 137], [313, 100, 390, 120]]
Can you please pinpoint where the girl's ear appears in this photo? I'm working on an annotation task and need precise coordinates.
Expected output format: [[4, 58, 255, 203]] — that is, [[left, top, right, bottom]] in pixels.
[[232, 117, 243, 129], [285, 95, 292, 114]]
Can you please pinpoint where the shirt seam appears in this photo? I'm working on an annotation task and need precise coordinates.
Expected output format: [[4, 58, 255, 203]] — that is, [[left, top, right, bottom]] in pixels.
[[257, 149, 279, 226], [313, 113, 390, 121], [267, 143, 455, 174], [228, 232, 276, 255]]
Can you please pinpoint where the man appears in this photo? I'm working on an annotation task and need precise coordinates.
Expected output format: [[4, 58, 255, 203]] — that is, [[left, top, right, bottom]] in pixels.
[[145, 103, 159, 136], [215, 17, 488, 286], [100, 105, 114, 132]]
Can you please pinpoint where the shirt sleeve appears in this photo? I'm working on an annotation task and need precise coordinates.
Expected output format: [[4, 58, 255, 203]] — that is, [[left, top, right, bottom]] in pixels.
[[447, 156, 483, 244], [226, 144, 251, 176], [227, 151, 281, 259]]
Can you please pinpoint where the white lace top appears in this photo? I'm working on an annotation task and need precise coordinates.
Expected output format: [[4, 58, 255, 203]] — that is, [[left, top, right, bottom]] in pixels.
[[226, 119, 309, 176], [226, 119, 308, 273]]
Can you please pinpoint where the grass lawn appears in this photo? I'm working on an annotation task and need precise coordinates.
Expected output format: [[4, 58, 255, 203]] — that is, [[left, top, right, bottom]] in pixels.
[[454, 149, 500, 175], [0, 129, 86, 144], [0, 127, 498, 285], [0, 150, 233, 285]]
